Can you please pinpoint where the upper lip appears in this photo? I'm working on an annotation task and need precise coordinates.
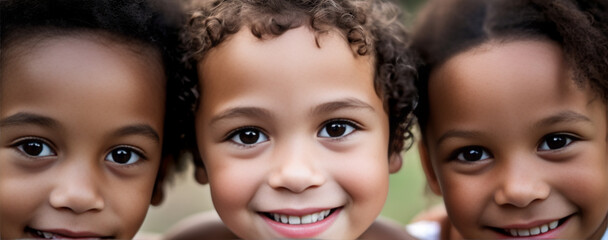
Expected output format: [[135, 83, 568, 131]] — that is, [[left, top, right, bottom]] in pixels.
[[490, 213, 574, 230], [494, 218, 562, 229], [260, 207, 339, 215]]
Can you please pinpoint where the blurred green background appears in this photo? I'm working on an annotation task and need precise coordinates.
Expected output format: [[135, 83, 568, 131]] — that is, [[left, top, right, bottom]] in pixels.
[[139, 0, 436, 235]]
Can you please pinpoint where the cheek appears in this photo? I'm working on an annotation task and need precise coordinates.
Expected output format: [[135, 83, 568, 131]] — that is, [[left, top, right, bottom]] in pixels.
[[108, 171, 158, 237], [557, 150, 608, 227], [0, 167, 47, 235], [204, 154, 262, 215], [332, 145, 390, 219], [438, 170, 486, 227]]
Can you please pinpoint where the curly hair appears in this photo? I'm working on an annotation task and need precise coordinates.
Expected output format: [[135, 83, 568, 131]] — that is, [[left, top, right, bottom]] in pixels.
[[0, 0, 191, 201], [179, 0, 418, 163], [412, 0, 608, 134]]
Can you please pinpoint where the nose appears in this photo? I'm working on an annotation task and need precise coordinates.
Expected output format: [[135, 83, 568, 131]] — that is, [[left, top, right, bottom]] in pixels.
[[267, 141, 326, 193], [49, 160, 105, 213], [493, 155, 550, 208]]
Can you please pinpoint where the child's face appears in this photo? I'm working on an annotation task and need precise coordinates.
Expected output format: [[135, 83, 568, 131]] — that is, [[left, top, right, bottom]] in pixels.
[[194, 26, 400, 239], [0, 35, 166, 238], [421, 40, 608, 239]]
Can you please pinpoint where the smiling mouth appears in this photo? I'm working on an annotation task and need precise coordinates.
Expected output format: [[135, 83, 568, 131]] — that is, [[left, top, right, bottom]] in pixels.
[[25, 226, 113, 239], [492, 215, 572, 237], [261, 208, 338, 225]]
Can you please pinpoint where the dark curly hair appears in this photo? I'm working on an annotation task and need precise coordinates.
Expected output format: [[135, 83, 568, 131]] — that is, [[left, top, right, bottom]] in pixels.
[[0, 0, 191, 203], [412, 0, 608, 135], [179, 0, 418, 164]]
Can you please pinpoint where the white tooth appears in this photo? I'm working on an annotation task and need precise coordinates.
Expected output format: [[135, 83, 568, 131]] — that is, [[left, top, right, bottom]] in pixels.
[[518, 229, 530, 237], [273, 213, 280, 222], [510, 229, 518, 236], [324, 210, 330, 216], [549, 220, 558, 229], [541, 224, 549, 233], [280, 214, 289, 224], [319, 213, 325, 220], [530, 227, 540, 235], [301, 214, 312, 224], [289, 216, 301, 224], [311, 213, 319, 222], [42, 232, 53, 239]]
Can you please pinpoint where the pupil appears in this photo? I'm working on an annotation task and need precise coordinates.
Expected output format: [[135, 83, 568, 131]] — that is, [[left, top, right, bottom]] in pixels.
[[112, 149, 131, 164], [463, 148, 482, 161], [547, 136, 566, 149], [240, 130, 260, 144], [23, 142, 43, 156], [327, 123, 346, 137]]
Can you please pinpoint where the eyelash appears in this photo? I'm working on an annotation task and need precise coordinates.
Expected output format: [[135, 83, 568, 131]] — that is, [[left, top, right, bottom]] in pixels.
[[447, 133, 581, 162], [105, 145, 148, 166], [10, 136, 148, 165], [317, 119, 361, 140], [449, 145, 493, 163], [537, 133, 579, 151], [224, 126, 269, 148], [11, 137, 57, 159], [222, 119, 361, 147]]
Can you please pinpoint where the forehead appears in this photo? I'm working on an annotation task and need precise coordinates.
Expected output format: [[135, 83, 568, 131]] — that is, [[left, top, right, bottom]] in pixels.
[[197, 26, 376, 105], [201, 25, 372, 75], [426, 40, 598, 135], [433, 39, 569, 96], [1, 31, 162, 73], [0, 34, 166, 116]]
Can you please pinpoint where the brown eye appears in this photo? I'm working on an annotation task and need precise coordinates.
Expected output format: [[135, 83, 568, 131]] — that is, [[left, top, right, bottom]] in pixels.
[[538, 134, 575, 151], [16, 139, 55, 157], [455, 146, 491, 162], [229, 128, 269, 146], [318, 120, 357, 138], [106, 147, 144, 165]]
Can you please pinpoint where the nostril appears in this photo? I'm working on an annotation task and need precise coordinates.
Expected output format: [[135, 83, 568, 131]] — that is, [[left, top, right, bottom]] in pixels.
[[267, 166, 326, 193]]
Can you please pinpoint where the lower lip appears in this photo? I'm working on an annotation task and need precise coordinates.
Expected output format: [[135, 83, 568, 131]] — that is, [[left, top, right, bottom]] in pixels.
[[496, 217, 570, 239], [25, 227, 108, 239], [262, 209, 341, 238]]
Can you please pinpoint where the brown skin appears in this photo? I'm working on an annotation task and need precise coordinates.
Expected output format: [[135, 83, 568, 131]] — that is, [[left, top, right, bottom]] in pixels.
[[0, 35, 166, 239], [172, 26, 404, 239], [165, 211, 416, 240], [420, 40, 608, 239]]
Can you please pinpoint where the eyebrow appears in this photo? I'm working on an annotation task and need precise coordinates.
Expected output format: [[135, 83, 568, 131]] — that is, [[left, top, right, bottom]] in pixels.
[[435, 111, 592, 146], [210, 107, 273, 125], [0, 112, 59, 128], [0, 112, 159, 143], [533, 110, 591, 128], [312, 98, 376, 115], [436, 130, 482, 146], [209, 98, 375, 125], [113, 124, 161, 143]]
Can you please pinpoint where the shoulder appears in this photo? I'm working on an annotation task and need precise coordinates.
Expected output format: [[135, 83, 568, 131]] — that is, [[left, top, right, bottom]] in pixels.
[[406, 220, 441, 240], [163, 210, 238, 240], [408, 204, 463, 240]]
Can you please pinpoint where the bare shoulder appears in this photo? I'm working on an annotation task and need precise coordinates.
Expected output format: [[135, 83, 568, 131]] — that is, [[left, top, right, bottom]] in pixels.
[[163, 210, 238, 240], [359, 216, 416, 240]]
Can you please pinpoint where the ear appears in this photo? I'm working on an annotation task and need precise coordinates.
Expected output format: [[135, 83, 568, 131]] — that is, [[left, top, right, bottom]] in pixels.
[[388, 152, 403, 173], [194, 165, 209, 185], [419, 141, 442, 195], [151, 155, 172, 206]]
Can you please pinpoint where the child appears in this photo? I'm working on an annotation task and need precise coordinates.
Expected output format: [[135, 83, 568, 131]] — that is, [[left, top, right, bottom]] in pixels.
[[169, 0, 418, 238], [411, 0, 608, 239], [0, 0, 187, 238]]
